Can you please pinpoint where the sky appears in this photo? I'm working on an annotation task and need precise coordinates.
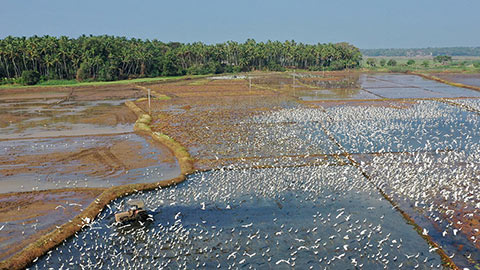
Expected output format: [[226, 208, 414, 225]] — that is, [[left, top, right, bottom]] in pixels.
[[0, 0, 478, 49]]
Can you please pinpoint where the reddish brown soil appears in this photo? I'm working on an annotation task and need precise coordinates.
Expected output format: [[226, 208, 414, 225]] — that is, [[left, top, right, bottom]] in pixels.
[[0, 83, 177, 263], [450, 205, 480, 250], [0, 114, 27, 129], [0, 135, 175, 179], [0, 86, 139, 129], [141, 78, 296, 170], [0, 84, 143, 101], [0, 188, 104, 261]]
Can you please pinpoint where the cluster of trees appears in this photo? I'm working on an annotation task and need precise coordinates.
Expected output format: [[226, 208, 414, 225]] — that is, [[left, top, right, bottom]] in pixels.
[[365, 58, 398, 67], [361, 47, 480, 57], [433, 55, 452, 64], [365, 55, 454, 68], [0, 35, 362, 84]]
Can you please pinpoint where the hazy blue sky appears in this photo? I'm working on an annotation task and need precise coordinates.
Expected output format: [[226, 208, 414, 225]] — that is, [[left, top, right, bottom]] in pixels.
[[1, 0, 478, 49]]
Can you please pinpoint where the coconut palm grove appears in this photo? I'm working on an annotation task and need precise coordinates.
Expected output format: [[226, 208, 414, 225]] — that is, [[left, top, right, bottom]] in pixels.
[[0, 36, 361, 84]]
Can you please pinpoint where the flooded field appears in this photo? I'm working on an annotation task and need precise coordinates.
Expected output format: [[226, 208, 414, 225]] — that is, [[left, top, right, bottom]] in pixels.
[[0, 84, 179, 262], [0, 134, 179, 193], [0, 189, 103, 261], [1, 72, 480, 269], [296, 73, 480, 101], [434, 73, 480, 88], [32, 167, 444, 270], [0, 85, 141, 139]]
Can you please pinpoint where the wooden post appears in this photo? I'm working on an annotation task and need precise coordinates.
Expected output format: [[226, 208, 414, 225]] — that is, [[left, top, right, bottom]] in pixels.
[[293, 69, 295, 86], [148, 88, 151, 115]]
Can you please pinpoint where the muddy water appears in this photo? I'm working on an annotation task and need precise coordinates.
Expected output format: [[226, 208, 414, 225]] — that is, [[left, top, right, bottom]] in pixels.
[[0, 189, 102, 261], [299, 89, 380, 101], [0, 134, 180, 193], [0, 99, 134, 139], [32, 167, 443, 270]]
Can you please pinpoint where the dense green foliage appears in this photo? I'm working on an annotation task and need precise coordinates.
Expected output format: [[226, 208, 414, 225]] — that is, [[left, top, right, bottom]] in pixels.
[[434, 55, 452, 64], [366, 58, 376, 67], [387, 59, 397, 66], [361, 56, 480, 73], [0, 35, 362, 82], [361, 47, 480, 57], [21, 70, 40, 85]]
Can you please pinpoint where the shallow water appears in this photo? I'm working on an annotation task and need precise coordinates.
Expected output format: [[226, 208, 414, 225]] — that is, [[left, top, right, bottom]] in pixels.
[[0, 134, 180, 193], [325, 100, 480, 154], [31, 166, 444, 270], [454, 98, 480, 111], [436, 74, 480, 88], [299, 89, 380, 101], [296, 73, 480, 101], [360, 74, 480, 99], [0, 99, 133, 139], [7, 73, 480, 269]]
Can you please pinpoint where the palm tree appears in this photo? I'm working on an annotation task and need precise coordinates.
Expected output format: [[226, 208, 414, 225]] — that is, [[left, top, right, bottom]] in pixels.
[[0, 35, 361, 81]]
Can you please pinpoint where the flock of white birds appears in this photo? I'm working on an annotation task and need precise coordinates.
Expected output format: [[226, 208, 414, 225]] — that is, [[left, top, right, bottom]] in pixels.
[[18, 73, 479, 269], [31, 166, 444, 270], [30, 94, 480, 269]]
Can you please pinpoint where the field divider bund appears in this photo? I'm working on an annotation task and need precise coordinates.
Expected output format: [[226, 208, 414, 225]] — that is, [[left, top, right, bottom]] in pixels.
[[435, 98, 480, 115], [0, 95, 194, 270], [310, 103, 460, 270], [410, 72, 480, 92]]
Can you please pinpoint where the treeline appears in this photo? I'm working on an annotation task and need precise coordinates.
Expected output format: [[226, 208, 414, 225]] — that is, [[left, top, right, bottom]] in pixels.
[[361, 47, 480, 57], [0, 35, 362, 83]]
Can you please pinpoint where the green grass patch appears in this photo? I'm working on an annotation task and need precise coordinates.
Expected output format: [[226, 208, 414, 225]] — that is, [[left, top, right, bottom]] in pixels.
[[155, 95, 171, 100], [0, 74, 209, 89], [361, 56, 480, 73], [38, 79, 78, 86], [137, 95, 171, 102]]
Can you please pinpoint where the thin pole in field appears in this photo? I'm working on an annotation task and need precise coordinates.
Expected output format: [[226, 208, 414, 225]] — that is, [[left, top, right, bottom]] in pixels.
[[248, 75, 252, 105], [293, 69, 296, 96], [292, 69, 295, 86], [148, 88, 151, 115]]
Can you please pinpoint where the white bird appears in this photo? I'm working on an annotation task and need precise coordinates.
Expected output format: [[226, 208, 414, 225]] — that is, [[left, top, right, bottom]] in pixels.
[[276, 259, 291, 265], [227, 251, 237, 260]]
